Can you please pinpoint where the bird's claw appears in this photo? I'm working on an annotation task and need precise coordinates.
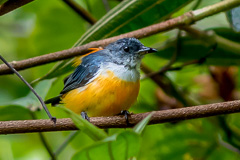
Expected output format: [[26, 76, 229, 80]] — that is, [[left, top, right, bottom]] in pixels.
[[120, 110, 132, 126], [81, 111, 90, 121]]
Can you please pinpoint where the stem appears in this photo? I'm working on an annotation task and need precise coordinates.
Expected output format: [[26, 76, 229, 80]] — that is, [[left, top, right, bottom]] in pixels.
[[0, 0, 34, 16], [181, 26, 240, 55], [141, 63, 189, 106], [0, 55, 56, 123], [141, 30, 182, 79], [53, 131, 79, 157], [193, 0, 240, 21], [63, 0, 97, 25], [215, 35, 240, 54]]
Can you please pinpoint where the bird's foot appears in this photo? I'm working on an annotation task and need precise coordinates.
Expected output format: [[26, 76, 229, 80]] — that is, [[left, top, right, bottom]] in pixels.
[[120, 110, 132, 127], [81, 111, 90, 121]]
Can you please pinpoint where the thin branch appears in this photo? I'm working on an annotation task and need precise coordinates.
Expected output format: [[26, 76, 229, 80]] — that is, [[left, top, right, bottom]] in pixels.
[[0, 0, 34, 16], [39, 132, 56, 160], [63, 0, 97, 25], [157, 30, 182, 73], [53, 131, 79, 157], [1, 100, 240, 134], [182, 26, 240, 54], [141, 63, 189, 106], [141, 30, 182, 80], [0, 55, 56, 123], [218, 134, 240, 154], [30, 112, 56, 160], [142, 43, 215, 79], [0, 0, 239, 75], [142, 59, 202, 80]]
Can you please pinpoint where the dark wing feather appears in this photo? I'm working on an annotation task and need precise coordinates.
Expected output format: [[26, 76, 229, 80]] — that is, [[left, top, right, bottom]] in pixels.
[[60, 49, 110, 94], [60, 65, 99, 94], [46, 49, 110, 105]]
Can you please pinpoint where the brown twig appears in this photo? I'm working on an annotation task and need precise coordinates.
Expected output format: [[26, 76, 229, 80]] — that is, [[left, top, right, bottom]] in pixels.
[[63, 0, 97, 25], [1, 100, 240, 134], [1, 0, 239, 75], [141, 63, 189, 106], [141, 30, 182, 80], [142, 57, 207, 79], [0, 0, 34, 16], [0, 55, 56, 122]]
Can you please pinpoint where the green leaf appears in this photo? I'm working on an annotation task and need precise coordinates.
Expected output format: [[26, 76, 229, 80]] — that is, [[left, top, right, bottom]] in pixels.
[[75, 0, 193, 46], [133, 113, 153, 134], [226, 6, 240, 32], [72, 131, 141, 160], [155, 28, 240, 65], [0, 0, 7, 5], [61, 107, 107, 141], [0, 79, 54, 120], [35, 0, 192, 82], [0, 79, 54, 109]]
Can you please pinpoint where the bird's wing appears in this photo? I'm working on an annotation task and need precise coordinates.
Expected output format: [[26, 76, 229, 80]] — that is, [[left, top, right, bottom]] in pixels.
[[45, 63, 99, 104], [63, 47, 104, 85], [72, 47, 103, 67], [60, 49, 110, 94], [60, 64, 99, 94]]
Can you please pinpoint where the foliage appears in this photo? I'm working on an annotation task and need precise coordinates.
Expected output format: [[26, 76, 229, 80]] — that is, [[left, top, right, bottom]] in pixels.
[[1, 0, 240, 160]]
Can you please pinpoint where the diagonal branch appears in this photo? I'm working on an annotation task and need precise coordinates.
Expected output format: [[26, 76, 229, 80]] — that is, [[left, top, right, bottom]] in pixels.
[[0, 0, 239, 75], [0, 0, 34, 16], [63, 0, 97, 25], [0, 55, 56, 122], [1, 100, 240, 134]]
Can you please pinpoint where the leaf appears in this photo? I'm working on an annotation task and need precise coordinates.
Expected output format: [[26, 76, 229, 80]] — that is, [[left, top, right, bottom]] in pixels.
[[0, 79, 55, 120], [75, 0, 193, 46], [0, 0, 7, 5], [35, 0, 193, 82], [0, 79, 54, 109], [226, 6, 240, 32], [61, 107, 107, 141], [155, 28, 240, 65], [72, 131, 141, 160], [133, 112, 153, 134]]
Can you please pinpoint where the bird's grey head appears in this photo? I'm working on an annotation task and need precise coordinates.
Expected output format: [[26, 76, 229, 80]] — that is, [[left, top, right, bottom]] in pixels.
[[105, 38, 157, 69]]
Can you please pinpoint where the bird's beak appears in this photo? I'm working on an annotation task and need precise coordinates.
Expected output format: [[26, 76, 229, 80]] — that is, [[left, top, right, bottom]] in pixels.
[[138, 46, 158, 55]]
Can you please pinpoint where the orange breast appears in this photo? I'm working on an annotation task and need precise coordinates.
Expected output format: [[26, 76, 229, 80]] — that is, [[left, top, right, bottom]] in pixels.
[[61, 70, 140, 117]]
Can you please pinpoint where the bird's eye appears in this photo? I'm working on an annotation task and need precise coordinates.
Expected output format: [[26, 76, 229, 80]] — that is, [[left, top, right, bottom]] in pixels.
[[124, 46, 129, 52]]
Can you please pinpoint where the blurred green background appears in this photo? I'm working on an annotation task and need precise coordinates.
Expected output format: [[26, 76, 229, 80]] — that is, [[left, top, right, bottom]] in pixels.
[[1, 0, 240, 159]]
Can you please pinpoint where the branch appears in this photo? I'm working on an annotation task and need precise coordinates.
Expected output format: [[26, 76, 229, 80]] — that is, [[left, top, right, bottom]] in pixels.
[[63, 0, 97, 25], [0, 55, 56, 122], [141, 63, 189, 106], [1, 100, 240, 134], [53, 131, 79, 157], [0, 0, 34, 16], [0, 0, 239, 75]]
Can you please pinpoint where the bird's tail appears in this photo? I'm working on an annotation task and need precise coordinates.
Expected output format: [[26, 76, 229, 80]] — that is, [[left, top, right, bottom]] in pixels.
[[45, 95, 62, 106]]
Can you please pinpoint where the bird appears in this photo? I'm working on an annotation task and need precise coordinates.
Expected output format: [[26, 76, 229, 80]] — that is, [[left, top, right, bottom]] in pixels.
[[45, 38, 157, 120]]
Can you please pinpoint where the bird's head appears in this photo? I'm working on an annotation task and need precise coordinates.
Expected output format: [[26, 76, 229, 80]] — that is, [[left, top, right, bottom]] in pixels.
[[105, 38, 157, 69]]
